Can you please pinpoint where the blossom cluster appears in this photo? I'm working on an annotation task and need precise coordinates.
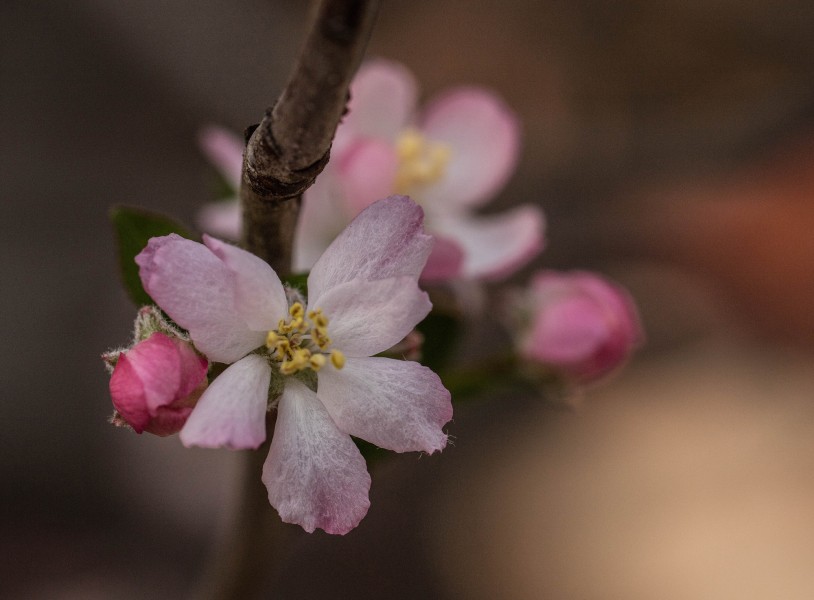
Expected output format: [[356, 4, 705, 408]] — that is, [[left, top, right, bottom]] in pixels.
[[104, 59, 641, 535]]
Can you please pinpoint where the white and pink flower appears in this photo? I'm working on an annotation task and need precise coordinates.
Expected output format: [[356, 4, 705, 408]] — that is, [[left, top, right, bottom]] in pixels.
[[138, 196, 452, 534], [198, 59, 545, 281], [513, 271, 643, 382], [107, 331, 209, 436]]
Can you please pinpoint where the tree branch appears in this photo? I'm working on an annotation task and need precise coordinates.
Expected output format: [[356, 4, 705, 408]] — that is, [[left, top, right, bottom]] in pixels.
[[241, 0, 380, 273], [202, 2, 379, 598]]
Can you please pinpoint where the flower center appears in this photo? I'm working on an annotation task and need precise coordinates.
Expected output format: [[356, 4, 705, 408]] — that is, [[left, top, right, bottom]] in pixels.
[[265, 302, 345, 375], [393, 128, 452, 194]]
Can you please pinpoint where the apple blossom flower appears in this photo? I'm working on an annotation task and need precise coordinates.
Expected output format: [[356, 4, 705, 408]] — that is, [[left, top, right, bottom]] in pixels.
[[512, 270, 643, 382], [327, 58, 545, 280], [106, 330, 209, 436], [198, 59, 545, 281], [136, 196, 452, 534]]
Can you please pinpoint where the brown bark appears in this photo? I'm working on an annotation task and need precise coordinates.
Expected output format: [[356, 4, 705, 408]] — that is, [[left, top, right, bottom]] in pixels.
[[241, 0, 380, 274]]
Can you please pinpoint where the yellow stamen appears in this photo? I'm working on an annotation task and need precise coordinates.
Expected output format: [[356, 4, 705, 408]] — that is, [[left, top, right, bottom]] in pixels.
[[289, 302, 305, 319], [393, 128, 452, 193], [309, 353, 326, 371], [265, 330, 279, 348], [330, 349, 345, 369], [396, 128, 424, 160]]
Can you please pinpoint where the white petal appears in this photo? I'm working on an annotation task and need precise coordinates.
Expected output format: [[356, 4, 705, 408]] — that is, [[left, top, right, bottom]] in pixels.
[[340, 58, 417, 146], [307, 196, 433, 302], [136, 234, 264, 363], [293, 165, 353, 273], [198, 125, 244, 189], [179, 355, 271, 449], [318, 356, 452, 454], [197, 199, 242, 241], [204, 235, 288, 331], [419, 88, 520, 210], [263, 379, 371, 534], [313, 277, 431, 357], [433, 204, 545, 280]]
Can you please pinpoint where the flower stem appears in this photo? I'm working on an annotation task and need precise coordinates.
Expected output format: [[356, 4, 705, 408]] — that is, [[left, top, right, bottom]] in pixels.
[[195, 418, 285, 600]]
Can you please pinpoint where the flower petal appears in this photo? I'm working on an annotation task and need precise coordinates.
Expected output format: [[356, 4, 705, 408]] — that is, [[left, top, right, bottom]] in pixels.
[[337, 138, 399, 215], [338, 58, 417, 151], [312, 277, 431, 357], [419, 88, 520, 210], [524, 271, 643, 381], [115, 333, 181, 420], [198, 125, 244, 189], [136, 234, 265, 363], [204, 235, 288, 331], [307, 196, 433, 302], [433, 204, 545, 280], [294, 165, 354, 273], [179, 354, 271, 449], [420, 235, 464, 281], [197, 199, 241, 241], [317, 356, 451, 454], [109, 351, 152, 433], [263, 378, 371, 534], [173, 337, 210, 400]]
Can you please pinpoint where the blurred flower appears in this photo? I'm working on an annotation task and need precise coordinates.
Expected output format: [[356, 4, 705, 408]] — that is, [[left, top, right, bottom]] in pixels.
[[137, 196, 452, 534], [107, 331, 208, 436], [327, 58, 544, 280], [512, 271, 643, 382], [196, 125, 243, 240], [198, 59, 545, 281]]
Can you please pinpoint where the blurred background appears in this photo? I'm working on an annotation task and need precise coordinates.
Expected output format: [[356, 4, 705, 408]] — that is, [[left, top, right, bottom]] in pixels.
[[3, 0, 814, 597]]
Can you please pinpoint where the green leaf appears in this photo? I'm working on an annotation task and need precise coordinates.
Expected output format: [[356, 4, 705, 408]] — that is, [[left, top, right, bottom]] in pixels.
[[110, 206, 195, 306]]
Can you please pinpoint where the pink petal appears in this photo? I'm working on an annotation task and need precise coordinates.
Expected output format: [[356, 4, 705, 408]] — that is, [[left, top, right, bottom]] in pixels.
[[419, 88, 520, 210], [109, 333, 208, 436], [198, 125, 244, 189], [263, 378, 370, 535], [337, 138, 399, 215], [109, 351, 152, 433], [420, 235, 465, 281], [137, 235, 265, 363], [196, 199, 242, 241], [307, 196, 433, 302], [143, 404, 197, 437], [338, 58, 417, 151], [524, 271, 643, 381], [173, 337, 210, 400], [179, 354, 271, 449], [433, 204, 545, 280], [204, 235, 288, 331], [526, 296, 611, 362], [116, 333, 181, 419], [294, 165, 353, 273], [317, 356, 452, 454], [313, 277, 431, 357]]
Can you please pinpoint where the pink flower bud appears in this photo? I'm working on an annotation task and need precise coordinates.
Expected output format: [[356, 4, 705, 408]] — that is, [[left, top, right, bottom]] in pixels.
[[519, 271, 643, 382], [109, 332, 208, 436]]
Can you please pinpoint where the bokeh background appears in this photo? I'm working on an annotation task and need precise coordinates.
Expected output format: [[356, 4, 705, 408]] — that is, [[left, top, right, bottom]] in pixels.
[[3, 1, 814, 598]]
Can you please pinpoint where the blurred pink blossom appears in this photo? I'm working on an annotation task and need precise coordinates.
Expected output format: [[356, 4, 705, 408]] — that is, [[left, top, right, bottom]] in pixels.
[[198, 59, 545, 281], [516, 271, 643, 382], [196, 126, 243, 239], [137, 196, 452, 534], [108, 332, 208, 436]]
